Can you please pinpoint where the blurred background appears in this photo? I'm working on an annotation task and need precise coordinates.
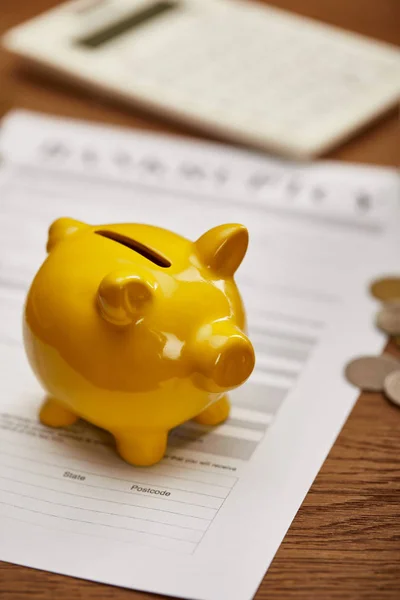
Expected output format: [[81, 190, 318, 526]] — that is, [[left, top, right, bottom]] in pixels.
[[0, 0, 399, 166], [0, 3, 399, 599]]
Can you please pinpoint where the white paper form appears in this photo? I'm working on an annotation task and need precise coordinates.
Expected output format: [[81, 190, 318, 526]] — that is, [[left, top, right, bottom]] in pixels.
[[0, 110, 399, 599]]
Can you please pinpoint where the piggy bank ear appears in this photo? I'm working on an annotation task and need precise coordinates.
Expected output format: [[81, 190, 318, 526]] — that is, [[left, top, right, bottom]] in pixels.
[[97, 269, 157, 326], [47, 217, 88, 252], [195, 224, 248, 277]]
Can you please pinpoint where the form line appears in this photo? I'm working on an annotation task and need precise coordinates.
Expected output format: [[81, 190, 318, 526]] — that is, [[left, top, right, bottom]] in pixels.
[[249, 326, 318, 345], [0, 500, 199, 544], [1, 433, 238, 480], [0, 474, 211, 521], [1, 513, 195, 555], [1, 451, 226, 499], [0, 487, 204, 533], [0, 461, 220, 510], [1, 439, 234, 489]]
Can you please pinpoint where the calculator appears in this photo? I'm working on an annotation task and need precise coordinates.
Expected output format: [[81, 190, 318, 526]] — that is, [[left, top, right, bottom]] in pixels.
[[3, 0, 400, 158]]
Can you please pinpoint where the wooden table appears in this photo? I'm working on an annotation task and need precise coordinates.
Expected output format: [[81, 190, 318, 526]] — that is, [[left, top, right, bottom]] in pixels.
[[0, 1, 399, 598]]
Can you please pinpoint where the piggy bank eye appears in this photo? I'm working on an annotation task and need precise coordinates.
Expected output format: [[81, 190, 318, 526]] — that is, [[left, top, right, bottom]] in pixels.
[[97, 269, 157, 326], [95, 230, 171, 268]]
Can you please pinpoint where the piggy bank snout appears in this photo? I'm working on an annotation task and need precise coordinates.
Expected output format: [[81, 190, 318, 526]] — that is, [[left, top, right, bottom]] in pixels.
[[193, 322, 255, 391], [213, 336, 255, 388]]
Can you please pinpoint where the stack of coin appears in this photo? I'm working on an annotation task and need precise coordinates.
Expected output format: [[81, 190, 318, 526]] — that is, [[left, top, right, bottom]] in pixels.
[[344, 354, 400, 407], [370, 276, 400, 346], [343, 275, 400, 408]]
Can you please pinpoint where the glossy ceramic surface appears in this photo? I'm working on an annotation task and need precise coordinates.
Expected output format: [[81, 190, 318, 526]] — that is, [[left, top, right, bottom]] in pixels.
[[23, 218, 255, 465]]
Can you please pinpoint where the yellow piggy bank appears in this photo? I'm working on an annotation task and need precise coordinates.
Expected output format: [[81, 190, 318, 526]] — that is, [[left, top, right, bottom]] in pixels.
[[23, 218, 255, 466]]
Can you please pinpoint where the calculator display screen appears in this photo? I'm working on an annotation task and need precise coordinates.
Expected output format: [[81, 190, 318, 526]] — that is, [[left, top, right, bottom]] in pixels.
[[77, 1, 178, 48]]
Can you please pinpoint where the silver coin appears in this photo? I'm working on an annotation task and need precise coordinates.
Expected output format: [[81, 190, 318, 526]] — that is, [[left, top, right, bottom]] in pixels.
[[383, 370, 400, 407], [344, 354, 400, 392], [376, 301, 400, 336]]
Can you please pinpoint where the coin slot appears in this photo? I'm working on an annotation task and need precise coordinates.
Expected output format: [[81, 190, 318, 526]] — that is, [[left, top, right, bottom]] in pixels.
[[95, 230, 171, 268]]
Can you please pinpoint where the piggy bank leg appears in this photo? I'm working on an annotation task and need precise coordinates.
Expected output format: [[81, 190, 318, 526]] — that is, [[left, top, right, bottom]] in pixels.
[[39, 397, 78, 427], [194, 394, 230, 426], [115, 430, 168, 466]]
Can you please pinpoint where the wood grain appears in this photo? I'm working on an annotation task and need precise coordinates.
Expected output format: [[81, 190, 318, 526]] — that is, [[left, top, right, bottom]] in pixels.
[[0, 1, 399, 599]]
